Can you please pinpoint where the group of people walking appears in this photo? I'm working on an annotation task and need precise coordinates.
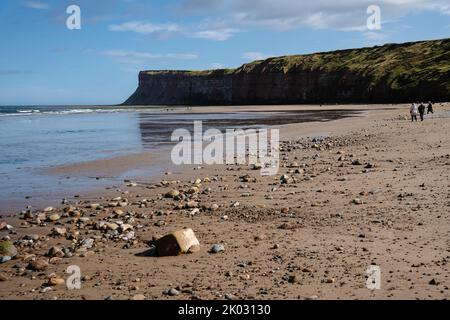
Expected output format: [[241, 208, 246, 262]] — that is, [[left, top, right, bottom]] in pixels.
[[410, 101, 434, 122]]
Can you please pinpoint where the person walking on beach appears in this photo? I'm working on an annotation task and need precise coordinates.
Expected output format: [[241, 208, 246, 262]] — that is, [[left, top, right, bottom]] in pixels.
[[427, 101, 434, 114], [418, 102, 426, 121], [410, 102, 418, 122]]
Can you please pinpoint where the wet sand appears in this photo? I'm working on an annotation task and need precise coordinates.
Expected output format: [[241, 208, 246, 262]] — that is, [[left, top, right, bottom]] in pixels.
[[1, 103, 449, 300]]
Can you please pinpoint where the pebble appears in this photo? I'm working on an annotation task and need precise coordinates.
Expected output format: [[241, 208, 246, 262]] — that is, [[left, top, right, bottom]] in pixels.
[[166, 288, 180, 296], [324, 278, 335, 284], [210, 244, 225, 253], [48, 277, 65, 286], [165, 190, 180, 198], [0, 240, 17, 257], [0, 256, 12, 263], [40, 287, 52, 293], [47, 246, 65, 258], [51, 227, 67, 237], [48, 214, 61, 222], [429, 279, 438, 285], [29, 259, 49, 271]]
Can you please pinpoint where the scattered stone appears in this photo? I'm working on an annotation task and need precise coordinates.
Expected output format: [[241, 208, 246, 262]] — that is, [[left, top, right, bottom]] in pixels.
[[166, 288, 180, 296], [47, 246, 65, 258], [87, 203, 101, 209], [0, 241, 17, 258], [28, 259, 49, 271], [40, 286, 52, 293], [353, 198, 363, 205], [106, 222, 119, 231], [119, 224, 133, 233], [51, 227, 67, 237], [165, 190, 180, 198], [43, 207, 54, 213], [188, 186, 200, 194], [131, 294, 146, 300], [155, 220, 166, 227], [154, 228, 200, 257], [324, 278, 335, 284], [48, 276, 65, 286], [78, 238, 94, 250], [429, 279, 439, 285], [185, 201, 198, 208], [0, 256, 12, 264], [280, 174, 293, 184], [48, 214, 61, 222], [210, 244, 225, 253]]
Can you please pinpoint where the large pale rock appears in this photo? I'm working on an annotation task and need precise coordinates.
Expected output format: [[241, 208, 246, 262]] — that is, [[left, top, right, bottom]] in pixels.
[[155, 228, 200, 257]]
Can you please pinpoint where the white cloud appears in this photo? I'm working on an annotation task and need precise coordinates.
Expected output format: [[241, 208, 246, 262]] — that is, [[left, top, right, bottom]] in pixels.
[[180, 0, 450, 32], [109, 20, 241, 41], [242, 51, 272, 61], [191, 28, 240, 41], [23, 1, 49, 10], [108, 1, 450, 42], [97, 50, 198, 65], [109, 21, 183, 38]]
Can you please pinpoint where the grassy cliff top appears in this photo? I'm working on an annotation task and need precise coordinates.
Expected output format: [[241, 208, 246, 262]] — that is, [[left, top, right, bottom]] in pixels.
[[141, 38, 450, 90]]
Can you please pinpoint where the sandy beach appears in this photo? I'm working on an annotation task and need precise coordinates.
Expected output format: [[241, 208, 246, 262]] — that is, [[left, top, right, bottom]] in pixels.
[[1, 103, 449, 300]]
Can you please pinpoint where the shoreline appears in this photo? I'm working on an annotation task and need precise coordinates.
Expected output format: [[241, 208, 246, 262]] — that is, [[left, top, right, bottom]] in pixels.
[[1, 103, 449, 300]]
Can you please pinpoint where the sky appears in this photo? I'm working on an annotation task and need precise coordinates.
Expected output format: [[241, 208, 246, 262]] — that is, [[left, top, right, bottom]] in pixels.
[[0, 0, 449, 106]]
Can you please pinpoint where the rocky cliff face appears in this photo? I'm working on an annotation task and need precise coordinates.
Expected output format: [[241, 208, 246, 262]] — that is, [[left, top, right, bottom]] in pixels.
[[124, 38, 450, 105]]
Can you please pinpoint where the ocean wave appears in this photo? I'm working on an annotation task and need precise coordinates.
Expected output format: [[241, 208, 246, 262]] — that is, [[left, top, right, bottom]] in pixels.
[[0, 108, 138, 117]]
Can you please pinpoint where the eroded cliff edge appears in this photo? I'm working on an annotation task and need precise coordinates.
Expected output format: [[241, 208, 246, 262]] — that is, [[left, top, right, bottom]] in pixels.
[[124, 38, 450, 105]]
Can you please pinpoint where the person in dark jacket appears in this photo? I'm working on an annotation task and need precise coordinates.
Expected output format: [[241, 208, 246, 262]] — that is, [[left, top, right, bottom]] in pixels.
[[427, 101, 434, 114], [418, 102, 426, 121]]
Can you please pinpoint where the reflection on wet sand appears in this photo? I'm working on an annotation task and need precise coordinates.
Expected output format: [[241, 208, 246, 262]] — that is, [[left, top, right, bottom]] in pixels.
[[137, 109, 363, 148]]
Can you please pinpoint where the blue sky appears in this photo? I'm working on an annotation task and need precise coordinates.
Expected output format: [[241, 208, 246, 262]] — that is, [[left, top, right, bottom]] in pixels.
[[0, 0, 449, 105]]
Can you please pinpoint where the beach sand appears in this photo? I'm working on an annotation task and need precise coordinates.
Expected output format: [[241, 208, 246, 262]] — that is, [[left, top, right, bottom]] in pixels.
[[1, 103, 449, 300]]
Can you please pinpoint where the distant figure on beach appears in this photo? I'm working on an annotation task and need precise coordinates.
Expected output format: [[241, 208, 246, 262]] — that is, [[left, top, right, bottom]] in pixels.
[[427, 101, 434, 114], [418, 102, 426, 121], [410, 103, 418, 122]]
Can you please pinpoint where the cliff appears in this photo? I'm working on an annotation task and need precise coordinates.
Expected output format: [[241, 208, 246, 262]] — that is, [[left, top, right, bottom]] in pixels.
[[124, 38, 450, 105]]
